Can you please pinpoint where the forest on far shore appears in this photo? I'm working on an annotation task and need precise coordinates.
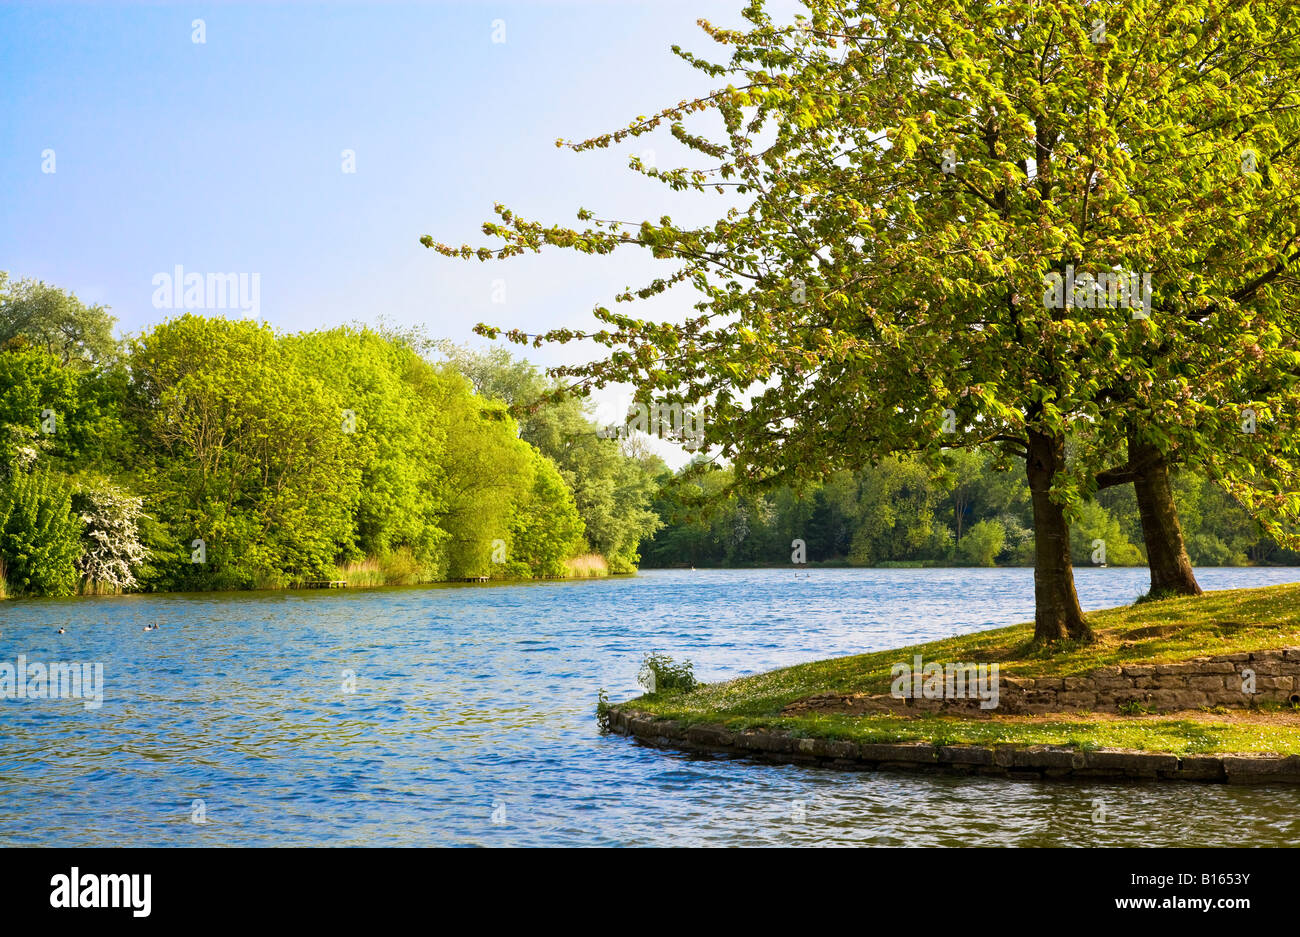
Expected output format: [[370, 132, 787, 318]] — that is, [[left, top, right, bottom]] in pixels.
[[642, 453, 1300, 570], [0, 274, 664, 598], [5, 270, 1294, 600]]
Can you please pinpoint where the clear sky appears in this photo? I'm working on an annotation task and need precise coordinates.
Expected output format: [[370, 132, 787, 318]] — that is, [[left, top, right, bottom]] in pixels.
[[2, 0, 789, 456]]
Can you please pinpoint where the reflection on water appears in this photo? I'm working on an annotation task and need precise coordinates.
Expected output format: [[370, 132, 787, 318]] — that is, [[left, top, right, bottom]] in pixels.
[[2, 567, 1300, 846]]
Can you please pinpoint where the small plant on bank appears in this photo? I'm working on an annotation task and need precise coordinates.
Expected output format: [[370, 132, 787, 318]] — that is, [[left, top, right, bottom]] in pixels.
[[1117, 700, 1154, 716], [595, 688, 611, 733], [638, 653, 697, 695]]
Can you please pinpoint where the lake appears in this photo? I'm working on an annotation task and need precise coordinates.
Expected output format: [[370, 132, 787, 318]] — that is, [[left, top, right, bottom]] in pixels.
[[3, 567, 1300, 847]]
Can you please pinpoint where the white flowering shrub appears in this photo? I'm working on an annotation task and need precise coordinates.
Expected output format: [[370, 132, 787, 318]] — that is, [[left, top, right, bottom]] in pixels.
[[73, 482, 149, 593]]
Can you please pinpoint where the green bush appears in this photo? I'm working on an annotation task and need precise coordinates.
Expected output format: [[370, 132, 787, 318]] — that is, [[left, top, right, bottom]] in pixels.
[[0, 470, 82, 596], [957, 519, 1006, 566], [1186, 532, 1248, 567], [637, 653, 697, 695], [1069, 500, 1144, 566], [72, 480, 149, 593], [595, 688, 611, 732]]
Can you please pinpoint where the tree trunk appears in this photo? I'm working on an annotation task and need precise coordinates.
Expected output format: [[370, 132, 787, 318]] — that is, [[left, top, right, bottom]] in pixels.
[[1026, 430, 1093, 643], [1130, 440, 1202, 598]]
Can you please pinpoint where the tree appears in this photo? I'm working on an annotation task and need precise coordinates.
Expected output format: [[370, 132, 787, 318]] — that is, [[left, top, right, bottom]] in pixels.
[[849, 458, 947, 564], [505, 454, 587, 578], [947, 449, 985, 544], [430, 371, 534, 578], [439, 342, 663, 572], [641, 462, 733, 566], [285, 327, 450, 568], [1130, 434, 1202, 595], [432, 0, 1300, 644], [0, 344, 79, 469], [958, 519, 1005, 567], [1069, 500, 1143, 567], [127, 315, 359, 588], [0, 469, 81, 597], [0, 273, 118, 367]]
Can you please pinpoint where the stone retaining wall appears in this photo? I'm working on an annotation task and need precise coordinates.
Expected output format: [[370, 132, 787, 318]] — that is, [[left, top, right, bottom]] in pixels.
[[606, 707, 1300, 784], [964, 648, 1298, 714], [788, 648, 1300, 716]]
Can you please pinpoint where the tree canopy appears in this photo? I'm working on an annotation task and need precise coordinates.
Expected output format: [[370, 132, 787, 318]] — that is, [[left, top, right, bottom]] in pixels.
[[431, 0, 1300, 643], [0, 284, 661, 596]]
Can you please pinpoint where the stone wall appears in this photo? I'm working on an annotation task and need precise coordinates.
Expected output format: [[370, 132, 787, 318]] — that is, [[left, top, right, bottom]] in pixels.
[[894, 648, 1300, 715], [778, 648, 1300, 716], [994, 648, 1296, 714]]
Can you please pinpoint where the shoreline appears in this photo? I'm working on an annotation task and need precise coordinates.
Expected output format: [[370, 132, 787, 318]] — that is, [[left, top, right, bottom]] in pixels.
[[606, 706, 1300, 784], [0, 570, 633, 602], [608, 583, 1300, 783]]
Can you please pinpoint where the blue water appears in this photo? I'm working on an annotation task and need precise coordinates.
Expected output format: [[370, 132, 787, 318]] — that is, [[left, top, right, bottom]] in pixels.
[[3, 567, 1300, 846]]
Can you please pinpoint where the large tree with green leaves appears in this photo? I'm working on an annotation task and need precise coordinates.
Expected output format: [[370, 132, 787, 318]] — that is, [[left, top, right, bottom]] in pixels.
[[0, 273, 118, 368], [285, 327, 452, 568], [430, 0, 1300, 643], [127, 315, 361, 588], [439, 343, 664, 572]]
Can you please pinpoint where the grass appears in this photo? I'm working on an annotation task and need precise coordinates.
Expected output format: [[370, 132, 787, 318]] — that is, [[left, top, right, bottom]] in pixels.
[[336, 550, 611, 586], [620, 582, 1300, 755], [336, 548, 427, 587], [563, 553, 609, 578]]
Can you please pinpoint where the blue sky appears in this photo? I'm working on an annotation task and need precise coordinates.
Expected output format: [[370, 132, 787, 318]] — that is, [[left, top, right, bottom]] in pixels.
[[2, 0, 785, 446]]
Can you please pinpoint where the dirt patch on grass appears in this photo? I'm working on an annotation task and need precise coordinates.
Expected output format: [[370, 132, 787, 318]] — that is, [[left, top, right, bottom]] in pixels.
[[1121, 624, 1182, 641], [780, 692, 1300, 727], [1000, 708, 1300, 727], [780, 693, 972, 717]]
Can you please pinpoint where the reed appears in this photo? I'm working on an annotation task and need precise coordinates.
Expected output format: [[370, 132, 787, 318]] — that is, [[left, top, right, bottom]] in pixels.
[[337, 548, 425, 587], [563, 553, 609, 579]]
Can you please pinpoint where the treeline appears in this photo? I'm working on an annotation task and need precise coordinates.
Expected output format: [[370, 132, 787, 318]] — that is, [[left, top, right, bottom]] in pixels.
[[643, 453, 1299, 569], [0, 274, 662, 597]]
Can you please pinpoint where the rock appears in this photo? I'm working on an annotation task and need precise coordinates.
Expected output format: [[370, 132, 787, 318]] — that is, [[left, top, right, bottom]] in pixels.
[[1011, 747, 1078, 770], [747, 731, 794, 754], [937, 745, 993, 765], [858, 742, 937, 763], [1057, 691, 1098, 707], [823, 739, 859, 760], [686, 725, 734, 747], [1252, 675, 1293, 691], [1169, 691, 1208, 709], [1081, 750, 1177, 778], [1170, 757, 1225, 781], [1222, 755, 1300, 784]]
